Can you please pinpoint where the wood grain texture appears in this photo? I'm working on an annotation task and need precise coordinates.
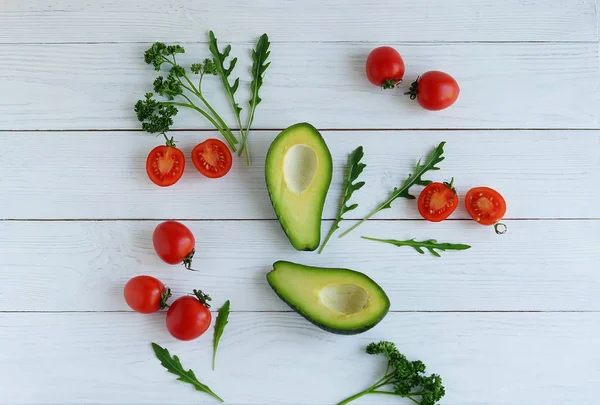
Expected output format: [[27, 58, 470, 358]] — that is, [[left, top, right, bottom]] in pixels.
[[0, 42, 598, 131], [0, 0, 596, 44], [0, 220, 597, 312], [1, 131, 597, 220], [0, 312, 597, 405]]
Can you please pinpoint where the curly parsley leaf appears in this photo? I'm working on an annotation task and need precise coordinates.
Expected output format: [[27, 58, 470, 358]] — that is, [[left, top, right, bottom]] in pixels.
[[362, 237, 471, 257], [336, 341, 445, 405], [212, 300, 230, 370], [318, 146, 366, 253], [340, 142, 446, 237], [134, 93, 178, 145], [151, 343, 224, 402]]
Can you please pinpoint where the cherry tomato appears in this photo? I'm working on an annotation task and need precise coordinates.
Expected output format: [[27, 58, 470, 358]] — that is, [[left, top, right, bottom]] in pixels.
[[146, 145, 185, 187], [166, 290, 212, 341], [418, 180, 459, 222], [191, 139, 233, 179], [123, 275, 171, 314], [152, 221, 196, 269], [365, 46, 405, 89], [406, 71, 460, 111], [465, 187, 507, 227]]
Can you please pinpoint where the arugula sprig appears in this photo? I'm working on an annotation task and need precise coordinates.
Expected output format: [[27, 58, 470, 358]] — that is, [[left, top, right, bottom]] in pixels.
[[212, 300, 230, 370], [337, 341, 445, 405], [151, 343, 224, 403], [318, 146, 366, 253], [240, 33, 271, 163], [208, 32, 244, 155], [136, 42, 238, 151], [362, 237, 471, 257], [340, 142, 446, 237]]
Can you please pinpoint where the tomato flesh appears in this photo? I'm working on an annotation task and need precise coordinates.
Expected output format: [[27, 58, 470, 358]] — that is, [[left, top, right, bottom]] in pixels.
[[123, 275, 167, 314], [192, 139, 233, 179], [418, 182, 458, 222], [411, 71, 460, 111], [152, 221, 195, 267], [146, 145, 185, 187], [166, 296, 212, 341], [365, 46, 405, 89], [465, 187, 507, 226]]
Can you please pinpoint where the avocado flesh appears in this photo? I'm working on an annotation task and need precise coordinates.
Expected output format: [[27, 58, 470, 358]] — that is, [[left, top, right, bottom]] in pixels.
[[267, 261, 390, 335], [265, 123, 333, 251]]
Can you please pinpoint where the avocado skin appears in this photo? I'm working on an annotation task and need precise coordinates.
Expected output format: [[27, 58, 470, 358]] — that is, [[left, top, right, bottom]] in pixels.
[[266, 261, 391, 335], [264, 122, 333, 251]]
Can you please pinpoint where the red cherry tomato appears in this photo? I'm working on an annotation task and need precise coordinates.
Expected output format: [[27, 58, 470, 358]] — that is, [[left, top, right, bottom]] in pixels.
[[123, 275, 170, 314], [152, 221, 196, 269], [191, 139, 233, 179], [406, 71, 460, 111], [418, 180, 459, 222], [166, 291, 212, 341], [146, 145, 185, 187], [365, 46, 405, 89], [465, 187, 507, 229]]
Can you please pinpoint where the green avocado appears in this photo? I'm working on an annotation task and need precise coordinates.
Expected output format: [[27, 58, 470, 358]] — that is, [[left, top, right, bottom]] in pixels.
[[266, 261, 390, 335], [265, 123, 333, 251]]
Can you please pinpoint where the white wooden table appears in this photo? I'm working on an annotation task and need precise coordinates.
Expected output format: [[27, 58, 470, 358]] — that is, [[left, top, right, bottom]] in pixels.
[[1, 1, 599, 404]]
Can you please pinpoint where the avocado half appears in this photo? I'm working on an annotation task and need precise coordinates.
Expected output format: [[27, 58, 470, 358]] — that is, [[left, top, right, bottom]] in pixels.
[[266, 261, 390, 335], [265, 123, 333, 251]]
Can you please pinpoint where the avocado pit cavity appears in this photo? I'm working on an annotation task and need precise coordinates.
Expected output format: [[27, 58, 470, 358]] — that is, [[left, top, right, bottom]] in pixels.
[[283, 144, 318, 194], [319, 284, 369, 315]]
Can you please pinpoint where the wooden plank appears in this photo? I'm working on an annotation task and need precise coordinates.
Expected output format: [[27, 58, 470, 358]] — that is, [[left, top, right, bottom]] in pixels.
[[0, 42, 598, 131], [0, 220, 597, 312], [0, 0, 595, 44], [1, 131, 597, 220], [0, 312, 597, 404]]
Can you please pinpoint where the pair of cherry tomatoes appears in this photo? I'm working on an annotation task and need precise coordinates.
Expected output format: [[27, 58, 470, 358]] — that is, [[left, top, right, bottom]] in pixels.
[[146, 138, 233, 187], [365, 46, 460, 111], [418, 182, 506, 232], [123, 276, 212, 341]]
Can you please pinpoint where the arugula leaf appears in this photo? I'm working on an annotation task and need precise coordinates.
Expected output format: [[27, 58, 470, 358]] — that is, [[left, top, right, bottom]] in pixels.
[[362, 237, 471, 257], [318, 146, 366, 253], [336, 341, 445, 405], [208, 31, 244, 151], [238, 33, 271, 163], [340, 142, 446, 237], [212, 300, 230, 370], [151, 343, 223, 402]]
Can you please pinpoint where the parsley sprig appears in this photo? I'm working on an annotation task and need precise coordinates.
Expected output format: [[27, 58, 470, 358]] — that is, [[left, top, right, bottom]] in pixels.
[[337, 341, 445, 405], [362, 237, 471, 257], [135, 43, 238, 151], [340, 142, 446, 237], [318, 146, 366, 253]]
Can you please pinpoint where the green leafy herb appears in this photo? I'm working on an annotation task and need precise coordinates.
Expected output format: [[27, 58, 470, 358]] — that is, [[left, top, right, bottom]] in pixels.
[[136, 42, 238, 151], [208, 32, 244, 155], [340, 142, 446, 237], [151, 342, 224, 403], [336, 341, 445, 405], [239, 33, 271, 163], [362, 237, 471, 257], [212, 300, 230, 370], [318, 146, 366, 253]]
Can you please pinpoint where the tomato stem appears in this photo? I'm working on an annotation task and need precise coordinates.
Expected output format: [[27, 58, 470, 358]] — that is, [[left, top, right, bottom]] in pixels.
[[160, 287, 172, 309], [404, 76, 420, 100], [494, 222, 508, 235], [192, 289, 212, 308], [162, 132, 176, 147], [444, 177, 456, 195], [182, 249, 195, 270], [381, 78, 402, 90]]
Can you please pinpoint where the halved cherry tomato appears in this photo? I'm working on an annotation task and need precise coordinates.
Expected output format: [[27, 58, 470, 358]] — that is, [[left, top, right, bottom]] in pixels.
[[124, 275, 171, 314], [365, 46, 405, 89], [146, 145, 185, 187], [418, 180, 458, 222], [191, 139, 232, 179], [166, 290, 212, 341], [405, 71, 460, 111], [465, 187, 507, 226], [152, 221, 196, 270]]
